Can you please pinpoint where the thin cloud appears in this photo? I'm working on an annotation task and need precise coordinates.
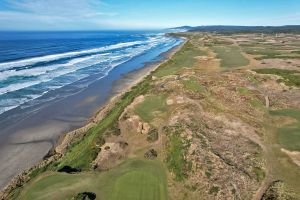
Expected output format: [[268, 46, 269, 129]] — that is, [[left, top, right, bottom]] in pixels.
[[0, 0, 118, 30]]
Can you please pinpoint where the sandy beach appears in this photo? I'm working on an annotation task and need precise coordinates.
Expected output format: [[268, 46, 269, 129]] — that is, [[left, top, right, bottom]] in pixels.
[[0, 39, 184, 192]]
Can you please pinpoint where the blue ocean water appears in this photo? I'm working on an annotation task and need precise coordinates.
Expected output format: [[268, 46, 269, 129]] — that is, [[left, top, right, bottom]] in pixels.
[[0, 31, 180, 115]]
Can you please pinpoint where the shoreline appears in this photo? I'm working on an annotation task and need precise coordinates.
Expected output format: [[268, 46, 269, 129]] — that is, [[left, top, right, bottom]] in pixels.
[[0, 37, 186, 198]]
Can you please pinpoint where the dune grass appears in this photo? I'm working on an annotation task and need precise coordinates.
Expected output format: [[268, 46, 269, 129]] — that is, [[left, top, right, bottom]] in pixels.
[[134, 94, 168, 123], [270, 109, 300, 151], [58, 80, 151, 170], [19, 159, 167, 200], [211, 45, 249, 68], [253, 68, 300, 87]]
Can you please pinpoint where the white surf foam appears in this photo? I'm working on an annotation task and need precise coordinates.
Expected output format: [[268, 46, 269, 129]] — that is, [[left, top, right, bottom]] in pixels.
[[0, 41, 143, 71], [0, 35, 178, 115]]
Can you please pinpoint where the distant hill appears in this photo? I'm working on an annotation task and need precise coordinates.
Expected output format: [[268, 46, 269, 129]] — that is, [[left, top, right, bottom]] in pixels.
[[170, 25, 300, 34]]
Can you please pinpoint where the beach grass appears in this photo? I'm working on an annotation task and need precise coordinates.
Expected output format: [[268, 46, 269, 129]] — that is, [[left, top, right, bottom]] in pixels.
[[19, 159, 167, 200], [211, 45, 249, 68]]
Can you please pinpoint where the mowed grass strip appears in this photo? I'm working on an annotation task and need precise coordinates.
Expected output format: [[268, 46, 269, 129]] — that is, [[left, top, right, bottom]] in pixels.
[[211, 45, 249, 68], [154, 41, 206, 77], [19, 159, 168, 200], [270, 109, 300, 151]]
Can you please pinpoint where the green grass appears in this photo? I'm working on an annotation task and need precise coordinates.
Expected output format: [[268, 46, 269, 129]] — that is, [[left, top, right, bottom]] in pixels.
[[237, 87, 250, 95], [166, 127, 189, 181], [242, 47, 282, 58], [209, 186, 219, 195], [258, 54, 300, 60], [291, 50, 300, 54], [134, 94, 168, 123], [58, 80, 151, 170], [18, 159, 167, 200], [253, 68, 300, 87], [211, 45, 249, 68], [270, 109, 300, 151], [182, 77, 204, 93], [153, 41, 206, 77], [242, 46, 300, 60], [249, 99, 264, 108], [253, 167, 266, 182]]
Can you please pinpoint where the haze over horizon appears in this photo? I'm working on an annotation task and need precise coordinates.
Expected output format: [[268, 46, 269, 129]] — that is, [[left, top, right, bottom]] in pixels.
[[0, 0, 300, 31]]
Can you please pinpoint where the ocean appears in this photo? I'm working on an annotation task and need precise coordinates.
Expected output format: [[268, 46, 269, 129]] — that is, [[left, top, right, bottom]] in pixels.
[[0, 31, 181, 116]]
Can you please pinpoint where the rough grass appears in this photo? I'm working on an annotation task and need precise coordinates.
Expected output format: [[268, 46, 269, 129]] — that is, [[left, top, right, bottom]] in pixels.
[[182, 77, 204, 93], [253, 68, 300, 87], [18, 159, 167, 200], [134, 94, 167, 123], [165, 127, 189, 181], [211, 45, 249, 68], [270, 109, 300, 151], [153, 41, 206, 77]]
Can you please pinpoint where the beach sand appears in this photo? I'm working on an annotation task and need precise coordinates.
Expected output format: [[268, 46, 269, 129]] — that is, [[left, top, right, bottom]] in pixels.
[[0, 40, 184, 191]]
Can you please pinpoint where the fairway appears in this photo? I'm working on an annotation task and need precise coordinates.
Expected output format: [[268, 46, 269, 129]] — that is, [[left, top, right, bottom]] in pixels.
[[154, 41, 206, 77], [270, 109, 300, 151], [19, 159, 168, 200], [211, 45, 249, 68]]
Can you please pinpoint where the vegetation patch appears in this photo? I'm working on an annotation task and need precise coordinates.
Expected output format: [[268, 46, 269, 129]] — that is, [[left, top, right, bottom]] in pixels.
[[211, 45, 249, 68], [147, 129, 159, 142], [72, 192, 96, 200], [253, 167, 266, 182], [253, 68, 300, 87], [262, 181, 298, 200], [165, 127, 189, 181], [182, 76, 204, 93], [208, 186, 219, 195], [249, 99, 264, 109], [237, 87, 250, 95]]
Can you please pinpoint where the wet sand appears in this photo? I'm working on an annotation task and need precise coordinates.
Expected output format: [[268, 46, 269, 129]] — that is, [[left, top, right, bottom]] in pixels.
[[0, 39, 183, 191]]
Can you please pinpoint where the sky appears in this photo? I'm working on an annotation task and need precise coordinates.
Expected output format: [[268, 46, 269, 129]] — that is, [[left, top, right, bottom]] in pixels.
[[0, 0, 299, 30]]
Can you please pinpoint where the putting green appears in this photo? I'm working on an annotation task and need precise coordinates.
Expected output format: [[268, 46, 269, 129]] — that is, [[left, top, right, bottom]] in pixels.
[[19, 159, 168, 200]]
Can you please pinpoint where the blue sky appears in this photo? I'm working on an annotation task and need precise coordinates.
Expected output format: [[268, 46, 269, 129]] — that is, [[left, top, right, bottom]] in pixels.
[[0, 0, 299, 30]]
